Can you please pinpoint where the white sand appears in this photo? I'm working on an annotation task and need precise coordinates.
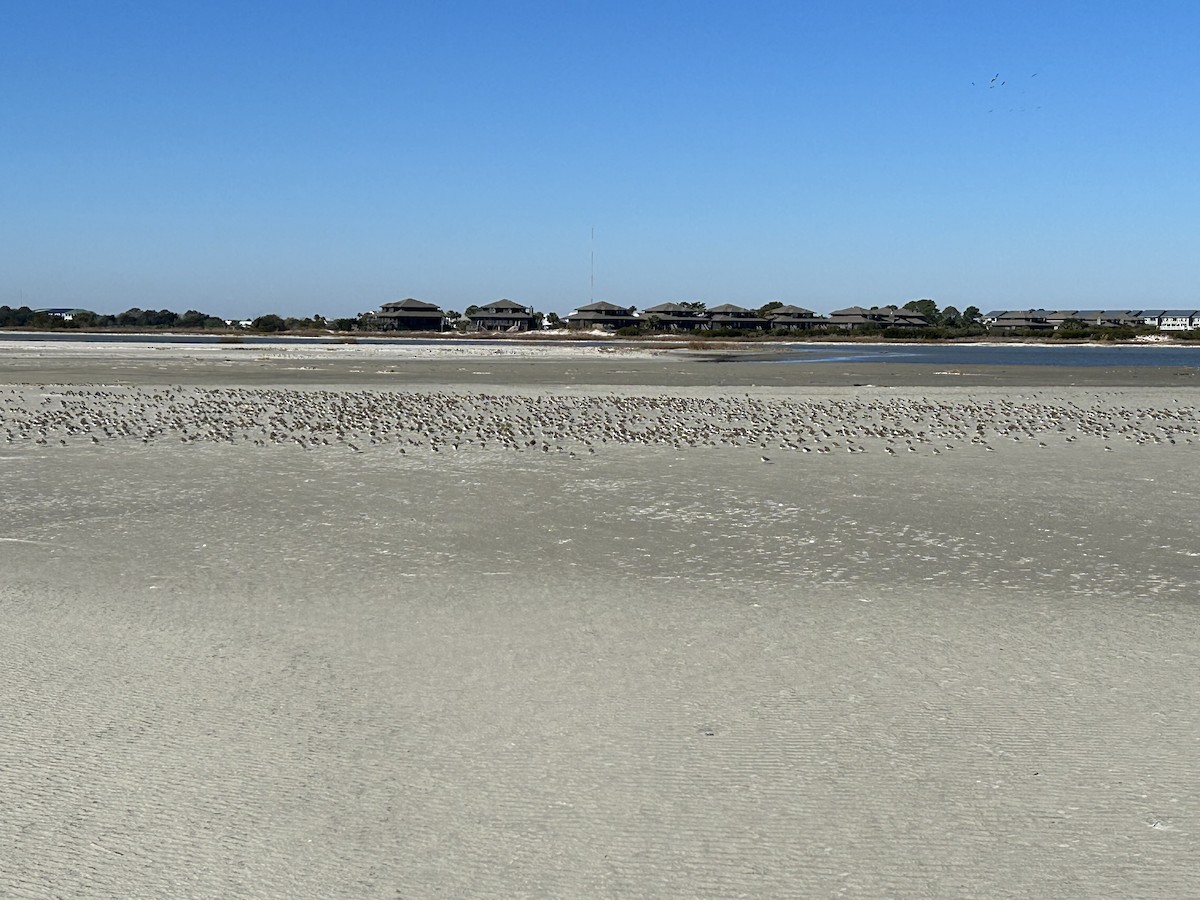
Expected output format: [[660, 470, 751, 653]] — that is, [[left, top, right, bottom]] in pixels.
[[0, 336, 670, 362]]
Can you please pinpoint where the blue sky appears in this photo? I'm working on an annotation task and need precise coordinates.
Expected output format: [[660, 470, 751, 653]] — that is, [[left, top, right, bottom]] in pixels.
[[2, 1, 1197, 317]]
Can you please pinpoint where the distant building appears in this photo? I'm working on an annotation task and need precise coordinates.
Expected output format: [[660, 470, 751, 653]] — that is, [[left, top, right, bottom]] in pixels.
[[640, 303, 710, 331], [767, 305, 830, 330], [988, 314, 1056, 336], [707, 304, 771, 331], [467, 300, 536, 332], [1043, 310, 1082, 329], [374, 299, 447, 331], [828, 307, 930, 329], [1065, 310, 1142, 328], [566, 301, 639, 330], [988, 310, 1054, 332], [1140, 309, 1200, 331]]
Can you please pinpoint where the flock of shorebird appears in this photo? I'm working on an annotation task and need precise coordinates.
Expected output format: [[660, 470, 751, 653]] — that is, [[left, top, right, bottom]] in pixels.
[[2, 386, 1197, 457]]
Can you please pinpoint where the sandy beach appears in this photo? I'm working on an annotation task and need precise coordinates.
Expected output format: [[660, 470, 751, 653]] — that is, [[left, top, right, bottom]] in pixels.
[[2, 342, 1198, 897]]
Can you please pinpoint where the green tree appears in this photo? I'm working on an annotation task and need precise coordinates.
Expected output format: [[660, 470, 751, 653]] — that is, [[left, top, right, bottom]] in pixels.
[[903, 298, 940, 321], [70, 310, 98, 328], [252, 314, 287, 332], [961, 306, 981, 325], [757, 301, 784, 317], [178, 309, 210, 328]]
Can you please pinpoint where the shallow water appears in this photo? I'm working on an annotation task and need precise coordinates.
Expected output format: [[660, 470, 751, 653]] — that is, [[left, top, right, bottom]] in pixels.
[[773, 342, 1200, 368]]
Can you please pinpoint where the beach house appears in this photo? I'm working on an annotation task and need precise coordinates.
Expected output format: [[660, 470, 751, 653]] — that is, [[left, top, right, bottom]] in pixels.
[[767, 305, 830, 330], [566, 302, 639, 330], [828, 307, 930, 329], [374, 299, 448, 331], [706, 304, 771, 331], [640, 303, 710, 331], [467, 300, 537, 332]]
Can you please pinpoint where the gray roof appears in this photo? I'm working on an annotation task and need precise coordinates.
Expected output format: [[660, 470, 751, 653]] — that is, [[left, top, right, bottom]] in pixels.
[[643, 303, 704, 315], [995, 309, 1050, 319], [476, 299, 528, 311], [573, 303, 638, 314], [380, 298, 441, 312]]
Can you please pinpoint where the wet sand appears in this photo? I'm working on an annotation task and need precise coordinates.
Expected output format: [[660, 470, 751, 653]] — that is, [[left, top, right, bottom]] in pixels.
[[2, 344, 1198, 897], [1, 337, 1199, 387]]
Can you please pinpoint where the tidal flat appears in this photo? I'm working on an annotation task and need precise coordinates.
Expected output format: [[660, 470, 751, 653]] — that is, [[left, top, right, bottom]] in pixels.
[[2, 344, 1197, 898]]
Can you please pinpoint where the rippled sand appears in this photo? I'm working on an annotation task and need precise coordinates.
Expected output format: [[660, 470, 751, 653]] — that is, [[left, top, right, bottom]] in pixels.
[[2, 349, 1198, 897]]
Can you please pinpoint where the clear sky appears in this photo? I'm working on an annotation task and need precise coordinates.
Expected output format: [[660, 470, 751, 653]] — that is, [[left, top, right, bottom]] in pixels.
[[3, 1, 1197, 318]]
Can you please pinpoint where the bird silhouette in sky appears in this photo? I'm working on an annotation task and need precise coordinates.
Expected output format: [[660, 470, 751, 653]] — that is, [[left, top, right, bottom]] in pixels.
[[972, 72, 1041, 114]]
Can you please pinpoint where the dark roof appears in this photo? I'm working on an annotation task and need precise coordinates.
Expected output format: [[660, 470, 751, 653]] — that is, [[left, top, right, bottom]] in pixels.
[[707, 303, 752, 314], [477, 299, 529, 311], [568, 310, 638, 323], [769, 305, 817, 316], [574, 301, 632, 313], [643, 302, 696, 314], [995, 309, 1050, 319], [380, 298, 441, 312]]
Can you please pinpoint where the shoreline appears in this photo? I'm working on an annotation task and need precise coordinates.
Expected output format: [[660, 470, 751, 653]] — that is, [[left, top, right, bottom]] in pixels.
[[2, 328, 1199, 348], [2, 338, 1198, 388]]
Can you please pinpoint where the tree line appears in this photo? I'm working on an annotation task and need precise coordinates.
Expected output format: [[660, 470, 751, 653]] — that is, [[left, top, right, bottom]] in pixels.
[[4, 300, 1195, 341], [0, 306, 361, 333]]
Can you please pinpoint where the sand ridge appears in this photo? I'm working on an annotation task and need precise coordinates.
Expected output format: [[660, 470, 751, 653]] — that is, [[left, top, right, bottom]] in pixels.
[[3, 384, 1198, 457]]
